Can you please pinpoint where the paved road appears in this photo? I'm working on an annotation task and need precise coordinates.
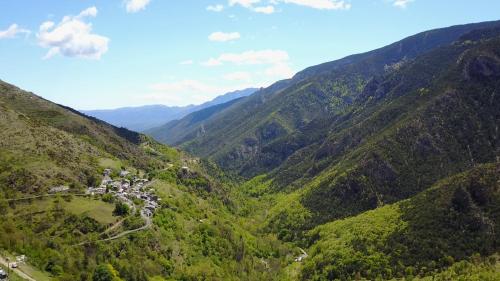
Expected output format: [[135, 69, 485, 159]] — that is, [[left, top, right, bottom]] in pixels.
[[0, 256, 36, 281]]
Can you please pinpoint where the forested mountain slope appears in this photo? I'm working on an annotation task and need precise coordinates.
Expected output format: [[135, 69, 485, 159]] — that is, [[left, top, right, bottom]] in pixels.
[[163, 20, 500, 178], [299, 163, 500, 280], [264, 26, 500, 234]]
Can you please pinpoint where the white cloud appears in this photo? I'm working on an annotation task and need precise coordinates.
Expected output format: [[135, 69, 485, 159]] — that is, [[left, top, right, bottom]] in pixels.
[[224, 71, 252, 81], [203, 49, 294, 80], [0, 24, 30, 39], [37, 6, 109, 59], [254, 5, 275, 14], [78, 6, 98, 18], [145, 79, 255, 105], [179, 60, 194, 65], [125, 0, 151, 13], [227, 0, 350, 12], [201, 58, 223, 66], [208, 31, 241, 42], [228, 0, 275, 13], [229, 0, 261, 8], [207, 4, 225, 12], [280, 0, 351, 10], [393, 0, 413, 8], [203, 49, 289, 66]]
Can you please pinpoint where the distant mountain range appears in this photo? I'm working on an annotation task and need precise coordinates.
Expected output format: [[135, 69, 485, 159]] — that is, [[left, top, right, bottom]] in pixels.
[[81, 88, 258, 132]]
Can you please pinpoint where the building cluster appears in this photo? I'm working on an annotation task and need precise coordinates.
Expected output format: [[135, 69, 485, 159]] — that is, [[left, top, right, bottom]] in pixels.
[[86, 169, 161, 217]]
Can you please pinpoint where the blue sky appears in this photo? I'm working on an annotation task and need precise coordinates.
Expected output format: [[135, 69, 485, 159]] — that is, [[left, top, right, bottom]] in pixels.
[[1, 0, 499, 109]]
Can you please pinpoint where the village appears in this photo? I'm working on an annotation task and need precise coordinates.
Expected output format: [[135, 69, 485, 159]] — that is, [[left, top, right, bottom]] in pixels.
[[86, 168, 160, 218]]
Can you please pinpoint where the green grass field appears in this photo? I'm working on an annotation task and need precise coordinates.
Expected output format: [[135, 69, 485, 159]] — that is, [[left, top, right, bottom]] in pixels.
[[98, 157, 122, 170], [62, 197, 117, 225], [18, 263, 52, 281], [8, 196, 117, 225]]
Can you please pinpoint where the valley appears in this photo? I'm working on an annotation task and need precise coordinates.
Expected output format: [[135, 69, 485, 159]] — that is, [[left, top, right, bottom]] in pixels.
[[1, 17, 500, 281]]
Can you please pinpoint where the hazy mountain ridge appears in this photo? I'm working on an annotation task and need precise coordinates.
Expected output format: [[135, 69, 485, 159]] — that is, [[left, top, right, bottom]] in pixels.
[[146, 97, 248, 145], [82, 88, 258, 132]]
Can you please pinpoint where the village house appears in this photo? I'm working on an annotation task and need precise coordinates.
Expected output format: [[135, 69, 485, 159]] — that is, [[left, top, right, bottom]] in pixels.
[[87, 187, 106, 195], [100, 178, 113, 188], [49, 185, 70, 193], [122, 179, 130, 189]]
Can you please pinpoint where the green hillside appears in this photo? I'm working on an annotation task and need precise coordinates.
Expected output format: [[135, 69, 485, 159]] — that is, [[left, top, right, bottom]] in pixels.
[[0, 81, 293, 280], [0, 80, 169, 196], [298, 163, 500, 280]]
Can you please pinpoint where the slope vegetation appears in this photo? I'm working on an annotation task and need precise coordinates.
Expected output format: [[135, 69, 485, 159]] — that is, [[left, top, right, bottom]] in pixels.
[[265, 26, 500, 234], [299, 163, 500, 280], [0, 80, 167, 195], [163, 20, 500, 178]]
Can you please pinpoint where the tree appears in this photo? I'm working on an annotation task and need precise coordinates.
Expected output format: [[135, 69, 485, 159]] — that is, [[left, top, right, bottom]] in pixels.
[[93, 264, 123, 281], [102, 193, 114, 203], [113, 202, 130, 216]]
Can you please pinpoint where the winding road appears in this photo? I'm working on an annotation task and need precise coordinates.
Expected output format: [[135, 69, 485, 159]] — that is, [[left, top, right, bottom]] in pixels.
[[74, 209, 152, 246]]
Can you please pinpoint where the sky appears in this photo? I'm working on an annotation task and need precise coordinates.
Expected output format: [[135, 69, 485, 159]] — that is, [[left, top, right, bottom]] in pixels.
[[0, 0, 499, 110]]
